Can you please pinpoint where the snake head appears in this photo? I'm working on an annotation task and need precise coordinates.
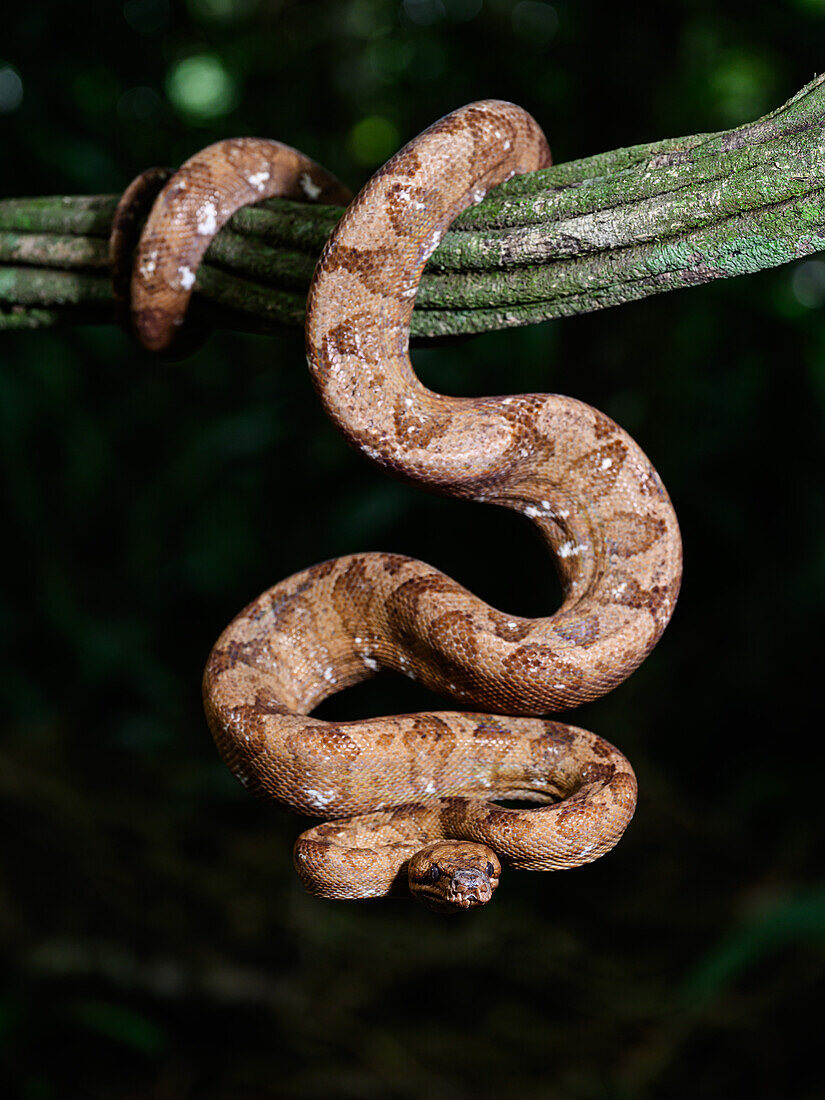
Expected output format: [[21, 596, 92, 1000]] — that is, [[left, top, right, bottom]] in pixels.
[[407, 841, 501, 913]]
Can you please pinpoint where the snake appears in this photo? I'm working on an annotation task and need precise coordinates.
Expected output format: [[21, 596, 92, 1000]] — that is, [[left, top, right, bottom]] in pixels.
[[116, 102, 682, 913]]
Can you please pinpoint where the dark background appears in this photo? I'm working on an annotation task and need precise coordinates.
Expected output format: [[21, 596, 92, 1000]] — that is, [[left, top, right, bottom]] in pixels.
[[2, 2, 824, 1097]]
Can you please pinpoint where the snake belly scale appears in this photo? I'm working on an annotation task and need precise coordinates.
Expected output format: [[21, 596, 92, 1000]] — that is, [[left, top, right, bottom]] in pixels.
[[125, 101, 682, 912]]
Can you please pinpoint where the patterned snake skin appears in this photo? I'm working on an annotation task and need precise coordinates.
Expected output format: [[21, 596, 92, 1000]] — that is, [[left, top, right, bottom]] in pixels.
[[120, 102, 682, 912]]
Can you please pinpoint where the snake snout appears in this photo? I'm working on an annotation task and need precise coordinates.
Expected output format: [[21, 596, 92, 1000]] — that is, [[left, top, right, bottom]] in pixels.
[[448, 868, 492, 908]]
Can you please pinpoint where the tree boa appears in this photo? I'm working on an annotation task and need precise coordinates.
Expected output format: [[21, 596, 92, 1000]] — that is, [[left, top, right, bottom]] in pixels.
[[113, 102, 682, 913]]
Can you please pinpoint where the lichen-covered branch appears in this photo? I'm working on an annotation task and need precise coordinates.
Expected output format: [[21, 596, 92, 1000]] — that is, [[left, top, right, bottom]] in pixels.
[[2, 74, 824, 339]]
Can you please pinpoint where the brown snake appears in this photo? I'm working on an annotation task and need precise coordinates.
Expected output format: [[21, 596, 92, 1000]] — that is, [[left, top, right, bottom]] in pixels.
[[118, 102, 682, 912]]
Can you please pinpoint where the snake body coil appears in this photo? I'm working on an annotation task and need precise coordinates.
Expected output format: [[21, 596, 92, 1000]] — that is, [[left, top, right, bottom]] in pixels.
[[124, 102, 682, 912]]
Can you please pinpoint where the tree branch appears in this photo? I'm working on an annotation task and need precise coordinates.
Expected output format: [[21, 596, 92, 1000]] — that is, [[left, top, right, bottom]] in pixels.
[[2, 74, 824, 340]]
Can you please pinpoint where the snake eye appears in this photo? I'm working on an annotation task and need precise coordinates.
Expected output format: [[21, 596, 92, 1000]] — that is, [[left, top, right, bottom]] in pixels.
[[428, 864, 441, 883], [486, 861, 495, 877]]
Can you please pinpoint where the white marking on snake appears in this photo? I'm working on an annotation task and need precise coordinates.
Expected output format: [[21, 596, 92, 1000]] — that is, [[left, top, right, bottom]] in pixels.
[[247, 170, 270, 191], [305, 788, 336, 810], [558, 541, 586, 558], [300, 172, 322, 200], [196, 201, 218, 235], [138, 250, 158, 279]]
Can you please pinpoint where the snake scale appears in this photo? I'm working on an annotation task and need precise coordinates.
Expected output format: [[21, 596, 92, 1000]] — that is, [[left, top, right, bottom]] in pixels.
[[116, 102, 682, 912]]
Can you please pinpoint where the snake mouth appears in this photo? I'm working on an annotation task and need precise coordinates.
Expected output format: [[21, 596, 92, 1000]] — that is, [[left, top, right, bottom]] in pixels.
[[447, 869, 493, 909]]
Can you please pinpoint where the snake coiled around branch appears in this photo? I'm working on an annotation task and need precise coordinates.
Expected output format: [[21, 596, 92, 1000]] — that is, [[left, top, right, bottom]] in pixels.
[[115, 102, 682, 913]]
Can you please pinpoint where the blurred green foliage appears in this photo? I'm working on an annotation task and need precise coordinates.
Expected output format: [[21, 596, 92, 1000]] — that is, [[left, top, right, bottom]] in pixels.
[[1, 2, 824, 1097]]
